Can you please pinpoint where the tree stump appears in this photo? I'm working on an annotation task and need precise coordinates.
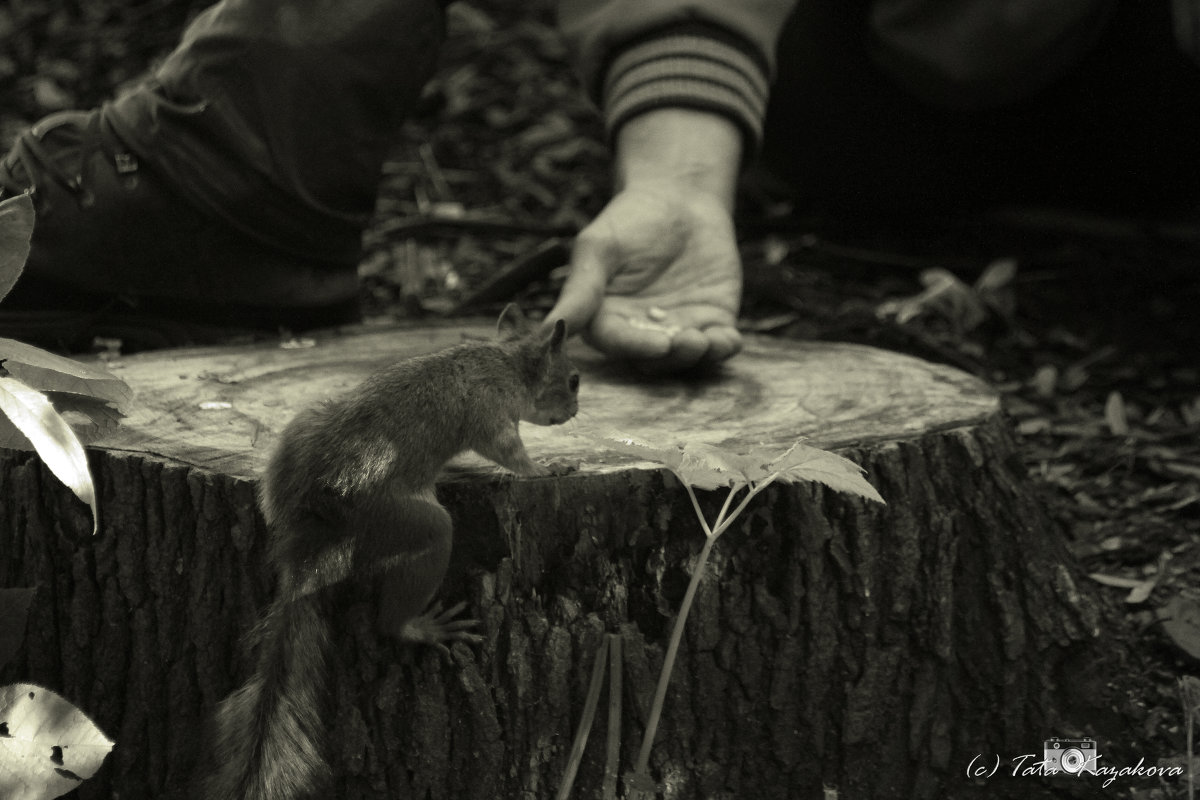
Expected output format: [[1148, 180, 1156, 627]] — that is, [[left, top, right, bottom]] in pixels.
[[0, 322, 1109, 800]]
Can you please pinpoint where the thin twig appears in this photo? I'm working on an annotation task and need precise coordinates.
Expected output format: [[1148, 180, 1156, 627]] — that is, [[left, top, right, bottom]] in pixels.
[[451, 238, 570, 313], [368, 213, 577, 241], [418, 142, 454, 202]]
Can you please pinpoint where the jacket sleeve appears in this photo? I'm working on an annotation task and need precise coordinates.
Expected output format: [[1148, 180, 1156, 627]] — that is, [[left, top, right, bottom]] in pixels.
[[557, 0, 798, 149]]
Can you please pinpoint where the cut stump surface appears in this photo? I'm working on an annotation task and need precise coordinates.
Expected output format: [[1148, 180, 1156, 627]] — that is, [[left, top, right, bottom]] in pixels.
[[98, 322, 999, 477], [0, 322, 1107, 800]]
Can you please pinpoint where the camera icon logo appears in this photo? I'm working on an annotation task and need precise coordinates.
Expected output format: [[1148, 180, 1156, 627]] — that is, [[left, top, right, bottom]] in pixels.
[[1043, 738, 1098, 775]]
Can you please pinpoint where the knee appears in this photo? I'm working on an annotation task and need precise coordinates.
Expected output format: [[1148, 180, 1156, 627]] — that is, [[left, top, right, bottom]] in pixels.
[[866, 1, 1114, 107]]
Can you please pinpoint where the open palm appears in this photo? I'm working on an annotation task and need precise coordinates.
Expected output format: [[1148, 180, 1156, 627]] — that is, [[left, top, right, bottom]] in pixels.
[[550, 180, 742, 371]]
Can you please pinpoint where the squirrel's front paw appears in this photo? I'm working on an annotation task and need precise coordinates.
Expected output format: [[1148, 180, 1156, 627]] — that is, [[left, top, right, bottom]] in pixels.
[[537, 458, 580, 477]]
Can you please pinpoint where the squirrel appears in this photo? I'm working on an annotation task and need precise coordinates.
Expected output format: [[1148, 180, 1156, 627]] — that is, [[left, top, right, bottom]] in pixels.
[[195, 304, 579, 800]]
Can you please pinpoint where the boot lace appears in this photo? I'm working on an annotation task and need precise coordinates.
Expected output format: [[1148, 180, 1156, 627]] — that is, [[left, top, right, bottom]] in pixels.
[[0, 112, 138, 207]]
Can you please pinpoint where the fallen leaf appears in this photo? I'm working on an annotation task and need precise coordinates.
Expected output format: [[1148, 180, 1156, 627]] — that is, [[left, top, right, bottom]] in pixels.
[[1125, 574, 1159, 605], [1163, 494, 1199, 512], [1059, 366, 1088, 393], [1031, 365, 1058, 398], [0, 376, 98, 534], [1162, 461, 1200, 480], [973, 257, 1017, 320], [0, 194, 35, 303], [1104, 391, 1129, 436], [0, 684, 114, 800], [43, 393, 123, 445], [33, 76, 73, 111], [1017, 417, 1052, 435], [1088, 573, 1145, 589], [763, 236, 789, 266], [876, 268, 990, 331], [1180, 396, 1200, 426], [1159, 596, 1200, 660], [0, 338, 132, 410]]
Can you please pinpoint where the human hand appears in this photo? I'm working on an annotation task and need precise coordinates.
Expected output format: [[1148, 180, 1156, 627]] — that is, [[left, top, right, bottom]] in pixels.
[[548, 179, 742, 371], [547, 108, 744, 373]]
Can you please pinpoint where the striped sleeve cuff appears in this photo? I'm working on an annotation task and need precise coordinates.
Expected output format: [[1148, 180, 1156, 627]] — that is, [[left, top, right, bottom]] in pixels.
[[602, 34, 771, 150]]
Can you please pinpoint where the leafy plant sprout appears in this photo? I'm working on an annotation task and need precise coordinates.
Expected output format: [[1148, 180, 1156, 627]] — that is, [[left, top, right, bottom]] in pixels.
[[602, 434, 885, 797]]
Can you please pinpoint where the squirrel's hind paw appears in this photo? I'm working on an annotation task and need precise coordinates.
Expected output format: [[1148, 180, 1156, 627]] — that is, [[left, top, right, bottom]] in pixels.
[[398, 601, 483, 654]]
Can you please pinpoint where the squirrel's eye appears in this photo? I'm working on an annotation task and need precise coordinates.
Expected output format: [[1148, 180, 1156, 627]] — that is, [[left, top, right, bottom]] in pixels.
[[568, 373, 580, 392]]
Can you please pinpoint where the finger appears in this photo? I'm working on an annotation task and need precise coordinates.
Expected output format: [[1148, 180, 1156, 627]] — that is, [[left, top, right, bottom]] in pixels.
[[630, 325, 742, 374], [664, 328, 712, 370], [633, 328, 712, 374], [546, 236, 612, 336], [700, 325, 742, 364], [587, 309, 674, 360]]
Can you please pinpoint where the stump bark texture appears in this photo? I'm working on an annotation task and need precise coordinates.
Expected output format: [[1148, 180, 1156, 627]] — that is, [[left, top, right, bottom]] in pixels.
[[0, 323, 1106, 799]]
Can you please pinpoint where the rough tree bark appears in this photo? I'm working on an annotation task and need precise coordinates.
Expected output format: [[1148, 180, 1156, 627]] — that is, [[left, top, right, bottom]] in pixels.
[[0, 323, 1116, 799]]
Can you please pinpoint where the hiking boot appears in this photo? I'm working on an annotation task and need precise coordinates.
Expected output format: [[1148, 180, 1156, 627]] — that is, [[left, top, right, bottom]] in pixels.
[[0, 108, 362, 352]]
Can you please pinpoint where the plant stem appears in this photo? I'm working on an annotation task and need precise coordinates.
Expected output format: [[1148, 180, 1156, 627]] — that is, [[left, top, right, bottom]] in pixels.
[[681, 482, 712, 537], [555, 637, 610, 800], [712, 483, 742, 534], [1187, 679, 1195, 800], [603, 633, 622, 800], [711, 475, 777, 539], [633, 529, 718, 783], [629, 475, 779, 796]]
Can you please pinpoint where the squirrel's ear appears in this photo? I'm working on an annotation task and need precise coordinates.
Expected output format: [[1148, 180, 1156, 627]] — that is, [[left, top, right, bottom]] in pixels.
[[546, 318, 567, 351], [549, 316, 566, 345], [497, 303, 528, 340]]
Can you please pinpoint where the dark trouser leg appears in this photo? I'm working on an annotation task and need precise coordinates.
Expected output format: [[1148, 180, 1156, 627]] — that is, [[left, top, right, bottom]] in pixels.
[[762, 0, 1200, 213], [0, 0, 443, 334], [108, 0, 444, 261]]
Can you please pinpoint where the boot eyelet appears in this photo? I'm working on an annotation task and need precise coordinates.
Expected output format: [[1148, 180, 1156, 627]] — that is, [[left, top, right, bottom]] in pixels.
[[115, 153, 138, 174]]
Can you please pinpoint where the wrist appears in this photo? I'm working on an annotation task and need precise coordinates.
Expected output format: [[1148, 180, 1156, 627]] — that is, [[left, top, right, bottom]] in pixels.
[[613, 108, 742, 214]]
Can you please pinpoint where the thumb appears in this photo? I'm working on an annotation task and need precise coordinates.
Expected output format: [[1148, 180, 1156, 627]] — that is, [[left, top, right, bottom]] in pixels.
[[546, 234, 612, 336]]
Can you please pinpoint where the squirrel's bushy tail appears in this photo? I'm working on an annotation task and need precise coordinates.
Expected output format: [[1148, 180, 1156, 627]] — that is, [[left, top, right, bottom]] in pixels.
[[197, 591, 334, 800]]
